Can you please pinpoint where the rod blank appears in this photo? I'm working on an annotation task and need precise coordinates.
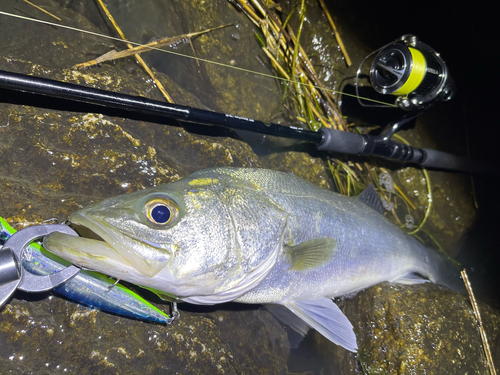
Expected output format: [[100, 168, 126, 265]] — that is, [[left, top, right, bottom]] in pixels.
[[0, 69, 493, 176]]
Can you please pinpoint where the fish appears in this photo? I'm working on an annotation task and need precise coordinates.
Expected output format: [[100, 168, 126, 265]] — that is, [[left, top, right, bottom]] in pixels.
[[43, 167, 463, 352], [0, 217, 171, 324]]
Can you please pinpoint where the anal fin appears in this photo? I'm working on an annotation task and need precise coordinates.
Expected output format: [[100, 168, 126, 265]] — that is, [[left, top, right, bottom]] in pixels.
[[284, 297, 358, 352], [392, 272, 430, 285]]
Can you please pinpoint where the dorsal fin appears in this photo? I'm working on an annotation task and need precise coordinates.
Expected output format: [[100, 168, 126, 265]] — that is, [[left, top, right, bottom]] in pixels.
[[357, 184, 384, 214]]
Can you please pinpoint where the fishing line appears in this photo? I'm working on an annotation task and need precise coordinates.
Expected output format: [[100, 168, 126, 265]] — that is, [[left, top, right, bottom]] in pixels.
[[2, 11, 491, 175], [0, 10, 396, 107]]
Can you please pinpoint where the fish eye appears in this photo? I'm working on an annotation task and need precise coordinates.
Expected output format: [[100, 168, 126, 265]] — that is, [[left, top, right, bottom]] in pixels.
[[144, 198, 178, 226]]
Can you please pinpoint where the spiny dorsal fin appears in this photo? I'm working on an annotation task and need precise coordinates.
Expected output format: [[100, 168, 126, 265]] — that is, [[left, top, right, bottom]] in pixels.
[[357, 184, 384, 214], [286, 238, 337, 271]]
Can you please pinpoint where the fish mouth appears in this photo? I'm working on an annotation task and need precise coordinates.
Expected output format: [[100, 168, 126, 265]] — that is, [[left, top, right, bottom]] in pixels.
[[43, 211, 169, 281]]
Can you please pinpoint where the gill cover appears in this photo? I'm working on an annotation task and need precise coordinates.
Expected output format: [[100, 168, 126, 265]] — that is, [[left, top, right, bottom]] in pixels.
[[169, 172, 290, 298]]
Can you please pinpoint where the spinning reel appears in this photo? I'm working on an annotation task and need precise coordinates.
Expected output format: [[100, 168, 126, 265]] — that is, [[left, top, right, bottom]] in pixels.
[[358, 35, 455, 112]]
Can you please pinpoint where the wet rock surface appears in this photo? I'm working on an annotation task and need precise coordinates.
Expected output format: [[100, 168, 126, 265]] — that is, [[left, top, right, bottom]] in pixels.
[[306, 283, 500, 374], [1, 297, 288, 374], [0, 0, 494, 374]]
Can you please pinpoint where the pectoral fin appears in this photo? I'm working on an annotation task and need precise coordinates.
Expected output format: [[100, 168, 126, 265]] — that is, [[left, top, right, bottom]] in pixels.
[[286, 238, 337, 271], [284, 298, 358, 352]]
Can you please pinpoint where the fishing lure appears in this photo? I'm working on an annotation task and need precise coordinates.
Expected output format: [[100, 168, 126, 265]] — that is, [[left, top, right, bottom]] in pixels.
[[0, 217, 171, 323]]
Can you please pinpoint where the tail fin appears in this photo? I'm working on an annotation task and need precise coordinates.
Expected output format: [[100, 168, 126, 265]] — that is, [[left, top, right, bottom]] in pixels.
[[431, 251, 466, 293], [412, 240, 466, 293]]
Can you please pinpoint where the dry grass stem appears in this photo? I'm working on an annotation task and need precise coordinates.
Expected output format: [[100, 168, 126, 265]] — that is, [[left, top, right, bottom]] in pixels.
[[94, 0, 173, 102], [267, 3, 282, 10], [461, 269, 497, 375], [308, 95, 332, 129], [262, 47, 290, 79], [73, 24, 232, 69], [234, 0, 261, 27], [255, 0, 292, 43], [391, 208, 402, 225], [188, 38, 200, 67], [393, 183, 417, 210], [23, 0, 61, 21], [317, 0, 351, 66]]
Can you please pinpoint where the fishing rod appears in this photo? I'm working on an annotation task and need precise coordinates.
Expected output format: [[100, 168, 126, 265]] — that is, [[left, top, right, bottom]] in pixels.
[[0, 69, 491, 176]]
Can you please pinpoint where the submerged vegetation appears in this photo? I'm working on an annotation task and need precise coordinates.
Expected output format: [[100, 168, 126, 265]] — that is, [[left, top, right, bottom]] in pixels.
[[228, 0, 440, 244]]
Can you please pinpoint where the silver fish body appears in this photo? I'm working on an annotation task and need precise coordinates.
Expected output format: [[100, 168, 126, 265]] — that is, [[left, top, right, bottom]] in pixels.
[[43, 168, 462, 352]]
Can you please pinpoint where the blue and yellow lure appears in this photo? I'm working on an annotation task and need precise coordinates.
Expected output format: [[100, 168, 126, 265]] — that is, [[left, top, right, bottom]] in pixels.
[[0, 217, 170, 323]]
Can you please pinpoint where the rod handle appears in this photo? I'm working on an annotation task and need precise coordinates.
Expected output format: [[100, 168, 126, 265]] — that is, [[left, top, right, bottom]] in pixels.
[[317, 128, 365, 154]]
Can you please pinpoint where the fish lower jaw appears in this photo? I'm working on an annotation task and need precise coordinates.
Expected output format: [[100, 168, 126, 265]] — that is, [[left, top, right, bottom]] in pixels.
[[43, 232, 137, 277], [69, 214, 171, 278]]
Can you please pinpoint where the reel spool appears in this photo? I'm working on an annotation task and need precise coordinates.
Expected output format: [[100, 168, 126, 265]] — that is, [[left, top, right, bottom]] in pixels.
[[369, 35, 455, 111]]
